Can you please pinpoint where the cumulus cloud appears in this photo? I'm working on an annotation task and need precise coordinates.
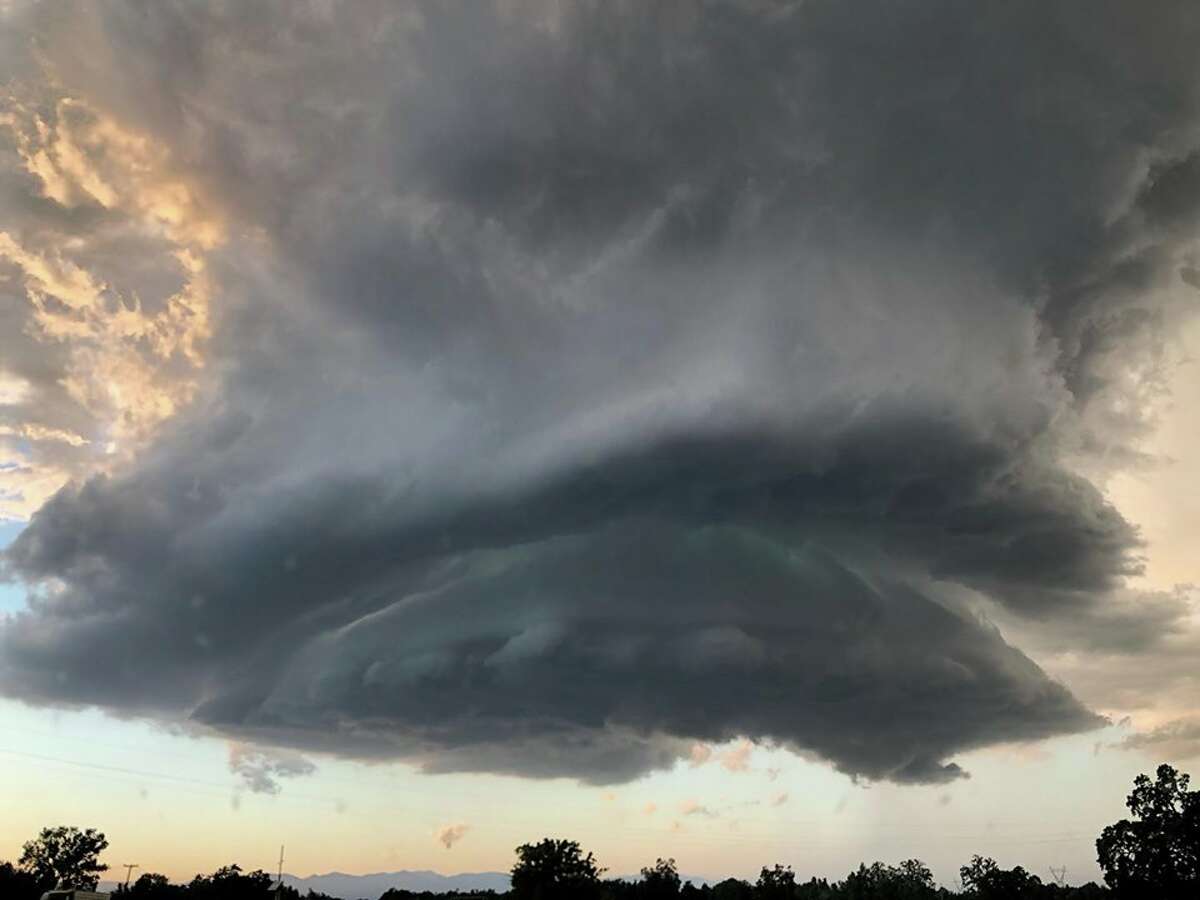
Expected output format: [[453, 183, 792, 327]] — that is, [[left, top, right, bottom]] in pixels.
[[227, 744, 316, 795], [436, 824, 470, 850], [2, 0, 1200, 786], [720, 741, 754, 774]]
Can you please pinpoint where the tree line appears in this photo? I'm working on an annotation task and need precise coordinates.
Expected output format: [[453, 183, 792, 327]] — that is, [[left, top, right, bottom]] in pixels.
[[2, 764, 1195, 900]]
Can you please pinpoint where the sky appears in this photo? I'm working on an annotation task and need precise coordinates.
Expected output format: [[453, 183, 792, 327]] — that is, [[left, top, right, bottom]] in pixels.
[[1, 0, 1199, 889]]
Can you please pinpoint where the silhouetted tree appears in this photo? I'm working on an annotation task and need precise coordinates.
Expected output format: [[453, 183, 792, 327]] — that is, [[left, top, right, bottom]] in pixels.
[[511, 838, 604, 900], [710, 878, 754, 900], [1096, 763, 1198, 898], [18, 825, 109, 891], [4, 814, 1171, 900], [187, 863, 273, 900], [756, 864, 796, 899], [0, 860, 42, 900], [117, 871, 187, 899], [841, 860, 938, 899], [640, 858, 682, 898], [959, 855, 1043, 899], [794, 876, 837, 900]]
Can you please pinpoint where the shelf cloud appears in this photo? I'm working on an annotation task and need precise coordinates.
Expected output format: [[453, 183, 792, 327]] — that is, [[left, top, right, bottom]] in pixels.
[[3, 1, 1200, 785]]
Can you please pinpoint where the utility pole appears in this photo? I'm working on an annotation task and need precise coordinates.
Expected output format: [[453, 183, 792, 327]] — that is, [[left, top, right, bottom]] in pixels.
[[275, 844, 285, 899], [122, 864, 139, 889], [1049, 866, 1067, 887]]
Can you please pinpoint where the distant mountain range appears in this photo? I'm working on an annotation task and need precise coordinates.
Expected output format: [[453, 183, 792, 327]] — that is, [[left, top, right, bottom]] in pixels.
[[281, 869, 512, 898]]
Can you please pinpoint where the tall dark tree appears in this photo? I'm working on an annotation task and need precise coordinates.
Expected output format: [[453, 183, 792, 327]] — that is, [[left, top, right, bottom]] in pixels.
[[1096, 763, 1200, 898], [843, 860, 937, 899], [130, 871, 189, 899], [186, 864, 273, 900], [111, 871, 189, 899], [959, 855, 1043, 899], [18, 826, 109, 891], [640, 858, 682, 898], [511, 838, 604, 900], [756, 864, 797, 900]]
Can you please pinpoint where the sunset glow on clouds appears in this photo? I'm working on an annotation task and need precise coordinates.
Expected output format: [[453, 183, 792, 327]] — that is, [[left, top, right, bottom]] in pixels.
[[0, 83, 220, 519], [0, 0, 1198, 885]]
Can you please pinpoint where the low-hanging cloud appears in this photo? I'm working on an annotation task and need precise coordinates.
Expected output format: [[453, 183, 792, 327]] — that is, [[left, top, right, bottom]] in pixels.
[[3, 0, 1200, 786], [1114, 719, 1200, 761], [227, 744, 317, 795]]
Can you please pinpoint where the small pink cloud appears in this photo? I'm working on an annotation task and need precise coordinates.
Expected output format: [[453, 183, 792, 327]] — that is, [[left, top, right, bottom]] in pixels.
[[681, 799, 718, 818], [720, 740, 753, 773]]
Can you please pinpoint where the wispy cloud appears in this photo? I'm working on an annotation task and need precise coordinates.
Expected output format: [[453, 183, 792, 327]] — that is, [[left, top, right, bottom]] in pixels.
[[1113, 718, 1200, 760], [680, 800, 719, 819]]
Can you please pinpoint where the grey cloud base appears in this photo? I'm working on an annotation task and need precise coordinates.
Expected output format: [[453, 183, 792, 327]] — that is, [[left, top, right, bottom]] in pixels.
[[4, 0, 1200, 784], [1, 433, 1106, 784], [247, 526, 1101, 785]]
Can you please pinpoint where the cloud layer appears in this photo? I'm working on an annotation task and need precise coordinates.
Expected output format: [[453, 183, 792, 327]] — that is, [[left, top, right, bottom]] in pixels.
[[3, 0, 1200, 784]]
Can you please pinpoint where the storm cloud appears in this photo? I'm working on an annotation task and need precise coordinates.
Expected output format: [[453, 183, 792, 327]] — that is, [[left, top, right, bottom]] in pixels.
[[3, 0, 1200, 784]]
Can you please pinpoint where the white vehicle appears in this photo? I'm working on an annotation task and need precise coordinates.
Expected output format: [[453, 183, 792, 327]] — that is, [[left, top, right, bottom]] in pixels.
[[39, 891, 110, 900]]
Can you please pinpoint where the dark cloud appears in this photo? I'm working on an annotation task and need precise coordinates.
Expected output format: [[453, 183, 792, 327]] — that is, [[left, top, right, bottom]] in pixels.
[[4, 0, 1200, 784], [0, 509, 1103, 784]]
